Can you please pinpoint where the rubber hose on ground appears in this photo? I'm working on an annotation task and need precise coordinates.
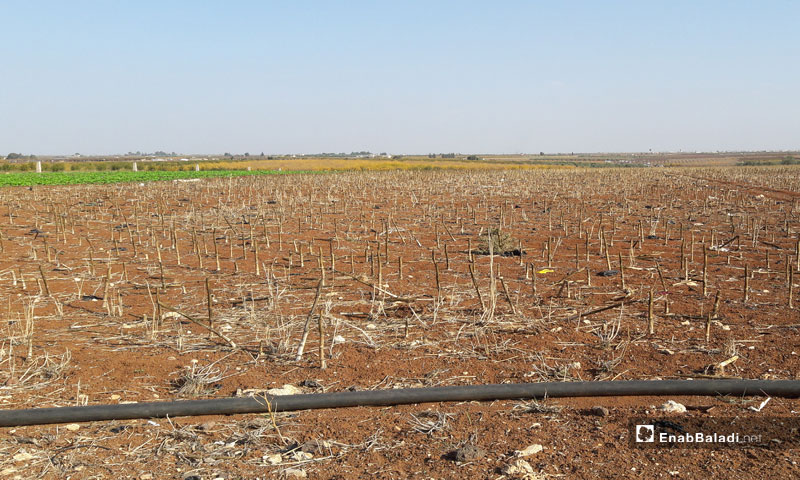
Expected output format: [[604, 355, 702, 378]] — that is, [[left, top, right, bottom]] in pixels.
[[0, 379, 797, 428]]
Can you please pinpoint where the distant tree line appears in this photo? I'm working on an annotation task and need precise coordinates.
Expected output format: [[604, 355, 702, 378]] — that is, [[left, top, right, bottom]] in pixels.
[[738, 156, 800, 166], [4, 153, 37, 161]]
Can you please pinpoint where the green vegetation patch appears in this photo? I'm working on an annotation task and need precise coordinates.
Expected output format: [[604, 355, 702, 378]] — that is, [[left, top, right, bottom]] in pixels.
[[0, 169, 312, 187]]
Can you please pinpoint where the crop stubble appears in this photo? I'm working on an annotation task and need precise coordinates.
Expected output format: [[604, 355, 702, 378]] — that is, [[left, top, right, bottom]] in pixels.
[[0, 166, 799, 478]]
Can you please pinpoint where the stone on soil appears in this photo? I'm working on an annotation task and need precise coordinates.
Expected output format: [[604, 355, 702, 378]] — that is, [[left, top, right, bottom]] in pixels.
[[267, 384, 301, 396], [660, 400, 687, 413], [515, 444, 543, 457], [589, 406, 610, 417], [451, 444, 486, 462]]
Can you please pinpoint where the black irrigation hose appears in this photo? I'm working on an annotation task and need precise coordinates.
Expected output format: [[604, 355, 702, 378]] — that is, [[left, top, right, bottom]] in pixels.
[[2, 379, 799, 428]]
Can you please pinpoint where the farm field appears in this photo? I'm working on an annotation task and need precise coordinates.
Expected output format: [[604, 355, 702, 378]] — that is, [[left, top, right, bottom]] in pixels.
[[0, 170, 306, 187], [1, 166, 800, 478], [9, 150, 797, 176]]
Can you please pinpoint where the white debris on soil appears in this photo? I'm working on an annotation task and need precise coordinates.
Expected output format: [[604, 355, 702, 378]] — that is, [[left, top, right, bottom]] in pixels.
[[266, 384, 301, 396], [514, 444, 543, 457], [161, 311, 181, 321], [283, 468, 307, 478], [749, 397, 771, 412], [503, 459, 534, 475], [12, 451, 33, 462], [502, 458, 545, 478], [660, 400, 687, 413], [290, 451, 313, 461]]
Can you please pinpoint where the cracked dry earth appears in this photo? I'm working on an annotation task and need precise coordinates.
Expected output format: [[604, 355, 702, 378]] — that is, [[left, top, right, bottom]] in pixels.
[[1, 166, 800, 479]]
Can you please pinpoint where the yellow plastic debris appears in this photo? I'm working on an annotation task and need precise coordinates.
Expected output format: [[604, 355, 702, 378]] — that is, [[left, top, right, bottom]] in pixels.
[[536, 269, 554, 274]]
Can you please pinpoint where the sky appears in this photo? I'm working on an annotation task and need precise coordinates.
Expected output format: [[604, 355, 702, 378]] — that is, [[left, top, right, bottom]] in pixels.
[[1, 1, 799, 156]]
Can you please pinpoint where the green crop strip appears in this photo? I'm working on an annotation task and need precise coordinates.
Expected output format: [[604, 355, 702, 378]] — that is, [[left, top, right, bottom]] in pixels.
[[0, 170, 315, 187]]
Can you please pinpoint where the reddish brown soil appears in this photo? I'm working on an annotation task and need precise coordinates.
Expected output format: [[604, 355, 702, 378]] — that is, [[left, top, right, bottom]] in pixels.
[[1, 168, 799, 479]]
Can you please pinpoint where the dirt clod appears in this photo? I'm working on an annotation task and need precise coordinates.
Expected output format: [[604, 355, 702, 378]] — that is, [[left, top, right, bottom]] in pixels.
[[596, 270, 619, 277], [451, 444, 487, 462], [589, 406, 610, 417]]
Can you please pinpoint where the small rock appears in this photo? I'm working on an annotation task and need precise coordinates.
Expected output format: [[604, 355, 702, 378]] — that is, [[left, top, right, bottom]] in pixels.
[[589, 406, 610, 417], [110, 394, 121, 401], [283, 468, 307, 479], [514, 443, 543, 457], [299, 439, 324, 453], [198, 421, 217, 431], [299, 379, 321, 389], [64, 423, 81, 431], [265, 453, 283, 465], [267, 384, 301, 396], [451, 444, 486, 462], [140, 474, 153, 480], [660, 400, 687, 414], [332, 335, 346, 344]]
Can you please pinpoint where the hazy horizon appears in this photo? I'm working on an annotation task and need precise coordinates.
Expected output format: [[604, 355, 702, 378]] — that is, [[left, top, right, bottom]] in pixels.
[[13, 149, 800, 159], [2, 1, 799, 156]]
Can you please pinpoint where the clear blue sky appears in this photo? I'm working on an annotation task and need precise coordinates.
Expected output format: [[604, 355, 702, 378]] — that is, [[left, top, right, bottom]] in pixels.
[[1, 1, 798, 155]]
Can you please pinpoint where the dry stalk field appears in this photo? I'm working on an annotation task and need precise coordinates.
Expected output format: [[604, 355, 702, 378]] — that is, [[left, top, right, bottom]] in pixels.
[[1, 166, 799, 478]]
